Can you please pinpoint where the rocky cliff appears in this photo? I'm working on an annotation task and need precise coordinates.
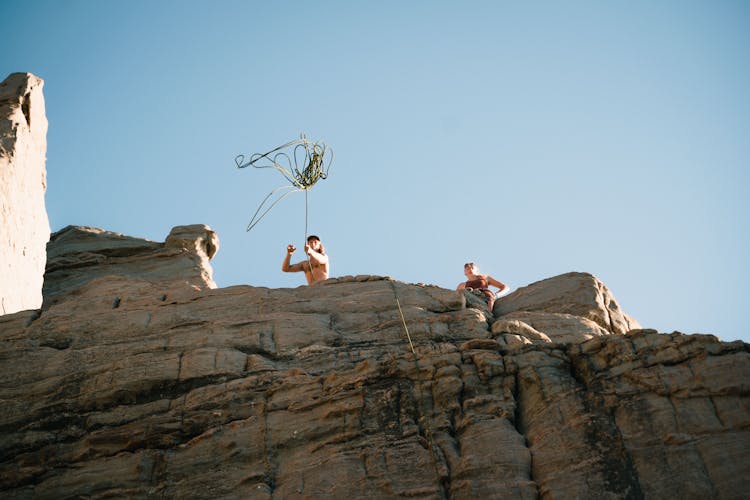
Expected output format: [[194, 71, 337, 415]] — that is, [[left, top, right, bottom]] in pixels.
[[1, 71, 748, 499], [0, 226, 748, 499], [0, 73, 49, 314]]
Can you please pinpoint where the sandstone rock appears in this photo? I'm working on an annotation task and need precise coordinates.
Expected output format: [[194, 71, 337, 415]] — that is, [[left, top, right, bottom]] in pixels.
[[42, 224, 218, 307], [0, 275, 491, 498], [499, 333, 535, 349], [499, 311, 610, 344], [492, 318, 553, 350], [5, 67, 743, 498], [0, 72, 49, 315], [567, 332, 750, 499], [1, 264, 748, 498], [492, 318, 551, 343], [494, 271, 641, 334]]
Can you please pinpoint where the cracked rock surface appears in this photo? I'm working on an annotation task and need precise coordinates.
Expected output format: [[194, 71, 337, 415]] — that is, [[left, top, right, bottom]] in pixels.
[[1, 268, 748, 498], [3, 72, 746, 498]]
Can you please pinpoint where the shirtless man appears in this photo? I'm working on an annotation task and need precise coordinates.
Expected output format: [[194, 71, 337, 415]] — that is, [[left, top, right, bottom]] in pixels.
[[281, 235, 330, 285]]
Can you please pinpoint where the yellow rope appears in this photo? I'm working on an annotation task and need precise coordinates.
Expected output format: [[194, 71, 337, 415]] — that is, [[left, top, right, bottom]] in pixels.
[[395, 297, 416, 355]]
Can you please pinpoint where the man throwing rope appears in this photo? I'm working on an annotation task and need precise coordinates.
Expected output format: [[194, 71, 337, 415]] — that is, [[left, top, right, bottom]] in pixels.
[[282, 235, 329, 285]]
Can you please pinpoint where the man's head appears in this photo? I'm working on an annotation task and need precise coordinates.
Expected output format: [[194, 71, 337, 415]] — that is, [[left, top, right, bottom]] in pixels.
[[307, 235, 323, 253]]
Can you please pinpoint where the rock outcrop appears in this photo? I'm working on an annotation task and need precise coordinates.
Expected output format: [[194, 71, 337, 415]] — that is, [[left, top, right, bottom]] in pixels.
[[42, 224, 219, 308], [495, 272, 641, 336], [0, 72, 49, 315], [0, 226, 748, 499]]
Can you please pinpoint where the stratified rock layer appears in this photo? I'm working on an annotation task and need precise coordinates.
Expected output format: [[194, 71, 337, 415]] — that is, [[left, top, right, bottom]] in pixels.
[[0, 72, 49, 314], [42, 224, 219, 307], [1, 267, 747, 498]]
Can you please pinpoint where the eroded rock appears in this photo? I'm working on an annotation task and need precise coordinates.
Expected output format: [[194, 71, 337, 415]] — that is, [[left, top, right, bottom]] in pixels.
[[42, 224, 219, 307], [0, 72, 49, 314], [0, 265, 747, 498], [495, 271, 641, 334]]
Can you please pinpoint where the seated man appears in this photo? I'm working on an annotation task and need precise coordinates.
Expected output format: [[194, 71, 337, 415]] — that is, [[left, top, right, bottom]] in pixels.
[[281, 235, 329, 285]]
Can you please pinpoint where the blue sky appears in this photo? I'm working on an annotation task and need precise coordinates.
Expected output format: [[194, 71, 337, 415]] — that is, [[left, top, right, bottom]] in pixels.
[[2, 1, 748, 342]]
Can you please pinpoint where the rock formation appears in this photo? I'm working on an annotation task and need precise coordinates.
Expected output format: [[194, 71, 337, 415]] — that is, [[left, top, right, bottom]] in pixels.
[[0, 226, 748, 499], [493, 272, 641, 346], [0, 72, 49, 315], [1, 71, 747, 498], [42, 224, 219, 308]]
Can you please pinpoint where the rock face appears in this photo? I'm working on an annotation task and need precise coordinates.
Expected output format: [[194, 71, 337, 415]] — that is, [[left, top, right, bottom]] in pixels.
[[42, 224, 219, 307], [0, 228, 748, 499], [0, 73, 50, 315], [495, 272, 641, 336]]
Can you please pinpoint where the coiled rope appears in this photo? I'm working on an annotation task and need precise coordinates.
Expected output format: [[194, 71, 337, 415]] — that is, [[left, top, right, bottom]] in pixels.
[[235, 133, 333, 233]]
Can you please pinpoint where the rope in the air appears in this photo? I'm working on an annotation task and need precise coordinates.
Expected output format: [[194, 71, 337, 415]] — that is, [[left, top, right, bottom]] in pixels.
[[235, 133, 333, 234]]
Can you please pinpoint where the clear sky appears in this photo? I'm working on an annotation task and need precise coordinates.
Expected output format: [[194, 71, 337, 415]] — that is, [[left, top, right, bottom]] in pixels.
[[2, 1, 748, 343]]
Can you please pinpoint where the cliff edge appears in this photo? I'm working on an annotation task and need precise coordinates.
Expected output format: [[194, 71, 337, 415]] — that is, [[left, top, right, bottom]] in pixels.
[[0, 225, 748, 498]]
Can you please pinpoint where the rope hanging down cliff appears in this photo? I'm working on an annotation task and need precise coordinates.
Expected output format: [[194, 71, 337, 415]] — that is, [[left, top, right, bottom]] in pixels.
[[388, 281, 416, 356], [234, 133, 334, 237]]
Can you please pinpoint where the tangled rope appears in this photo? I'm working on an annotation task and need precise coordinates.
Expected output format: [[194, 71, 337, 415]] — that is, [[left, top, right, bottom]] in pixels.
[[235, 133, 333, 233]]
